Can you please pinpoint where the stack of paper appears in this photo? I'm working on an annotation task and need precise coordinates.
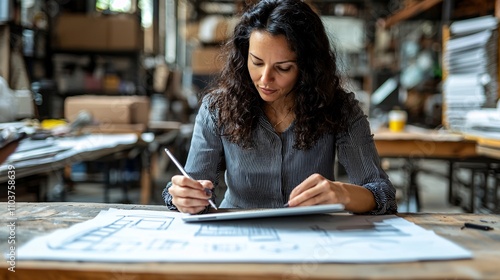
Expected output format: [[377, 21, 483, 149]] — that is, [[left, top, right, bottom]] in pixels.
[[443, 16, 498, 132]]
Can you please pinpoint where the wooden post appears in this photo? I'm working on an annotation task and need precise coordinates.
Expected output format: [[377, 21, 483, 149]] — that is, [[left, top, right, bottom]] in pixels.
[[0, 25, 9, 81], [442, 25, 450, 128], [497, 0, 500, 98], [496, 0, 500, 18]]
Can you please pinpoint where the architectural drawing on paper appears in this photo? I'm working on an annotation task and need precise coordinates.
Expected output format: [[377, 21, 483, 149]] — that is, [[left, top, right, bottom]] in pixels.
[[16, 209, 474, 263], [149, 239, 189, 251], [46, 212, 283, 254], [259, 243, 299, 253], [48, 214, 175, 251], [207, 243, 244, 252], [196, 224, 279, 241], [312, 221, 408, 238], [196, 224, 281, 252]]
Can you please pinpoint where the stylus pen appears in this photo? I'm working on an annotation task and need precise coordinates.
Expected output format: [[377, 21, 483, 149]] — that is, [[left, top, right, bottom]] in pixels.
[[164, 148, 218, 210], [463, 222, 493, 231]]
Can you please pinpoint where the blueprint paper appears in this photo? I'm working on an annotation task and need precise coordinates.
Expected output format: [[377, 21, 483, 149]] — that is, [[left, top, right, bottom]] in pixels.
[[15, 209, 472, 263]]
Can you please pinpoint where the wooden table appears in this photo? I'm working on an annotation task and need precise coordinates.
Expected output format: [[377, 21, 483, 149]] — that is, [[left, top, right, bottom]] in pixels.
[[1, 202, 499, 280], [0, 128, 183, 206], [373, 127, 495, 212], [0, 134, 147, 203], [373, 127, 478, 159], [0, 134, 140, 183], [464, 132, 500, 160]]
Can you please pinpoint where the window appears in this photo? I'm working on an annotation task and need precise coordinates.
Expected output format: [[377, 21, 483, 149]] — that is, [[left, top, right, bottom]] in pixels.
[[96, 0, 133, 13]]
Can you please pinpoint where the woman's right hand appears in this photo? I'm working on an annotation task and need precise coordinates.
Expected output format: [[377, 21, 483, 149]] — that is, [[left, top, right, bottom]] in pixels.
[[168, 175, 214, 214]]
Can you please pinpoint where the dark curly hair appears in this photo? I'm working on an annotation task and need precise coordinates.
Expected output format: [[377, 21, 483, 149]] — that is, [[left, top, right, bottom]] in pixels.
[[202, 0, 359, 150]]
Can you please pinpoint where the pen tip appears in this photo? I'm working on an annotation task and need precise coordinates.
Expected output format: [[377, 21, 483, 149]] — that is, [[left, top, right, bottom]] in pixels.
[[209, 200, 218, 210]]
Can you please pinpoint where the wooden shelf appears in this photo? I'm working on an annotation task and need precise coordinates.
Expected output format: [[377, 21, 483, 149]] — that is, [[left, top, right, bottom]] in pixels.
[[381, 0, 443, 29]]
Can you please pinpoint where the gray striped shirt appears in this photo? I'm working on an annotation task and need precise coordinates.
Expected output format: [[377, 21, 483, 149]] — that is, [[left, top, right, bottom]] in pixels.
[[162, 100, 397, 215]]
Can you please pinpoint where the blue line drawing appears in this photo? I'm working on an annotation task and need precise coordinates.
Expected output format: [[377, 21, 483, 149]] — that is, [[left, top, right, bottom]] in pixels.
[[196, 224, 279, 241], [48, 214, 174, 251]]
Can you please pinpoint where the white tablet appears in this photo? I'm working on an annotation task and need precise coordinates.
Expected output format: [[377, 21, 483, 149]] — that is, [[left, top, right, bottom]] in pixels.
[[181, 204, 345, 222]]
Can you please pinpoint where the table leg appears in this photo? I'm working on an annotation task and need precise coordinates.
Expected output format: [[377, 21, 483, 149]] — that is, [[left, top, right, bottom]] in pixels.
[[405, 159, 421, 212], [140, 149, 151, 205], [448, 160, 454, 204]]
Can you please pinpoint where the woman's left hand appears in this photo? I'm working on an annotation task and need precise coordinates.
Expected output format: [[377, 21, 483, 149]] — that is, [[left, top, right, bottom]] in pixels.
[[287, 173, 351, 207]]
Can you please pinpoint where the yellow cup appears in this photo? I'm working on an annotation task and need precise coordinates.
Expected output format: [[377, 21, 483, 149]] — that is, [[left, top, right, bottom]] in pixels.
[[388, 110, 407, 132]]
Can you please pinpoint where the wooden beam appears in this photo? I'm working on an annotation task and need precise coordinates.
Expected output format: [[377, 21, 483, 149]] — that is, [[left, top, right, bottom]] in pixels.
[[496, 0, 500, 18], [381, 0, 443, 29], [0, 25, 9, 82], [441, 25, 450, 128], [497, 0, 500, 98]]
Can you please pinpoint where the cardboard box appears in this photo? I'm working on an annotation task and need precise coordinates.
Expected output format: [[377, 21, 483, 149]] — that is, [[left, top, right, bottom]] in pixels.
[[191, 47, 224, 75], [108, 14, 142, 50], [53, 14, 108, 50], [144, 25, 154, 54], [53, 14, 142, 51], [183, 22, 199, 41], [64, 95, 150, 126]]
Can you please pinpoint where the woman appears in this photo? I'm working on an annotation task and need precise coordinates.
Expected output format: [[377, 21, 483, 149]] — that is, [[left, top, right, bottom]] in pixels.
[[162, 0, 397, 215]]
